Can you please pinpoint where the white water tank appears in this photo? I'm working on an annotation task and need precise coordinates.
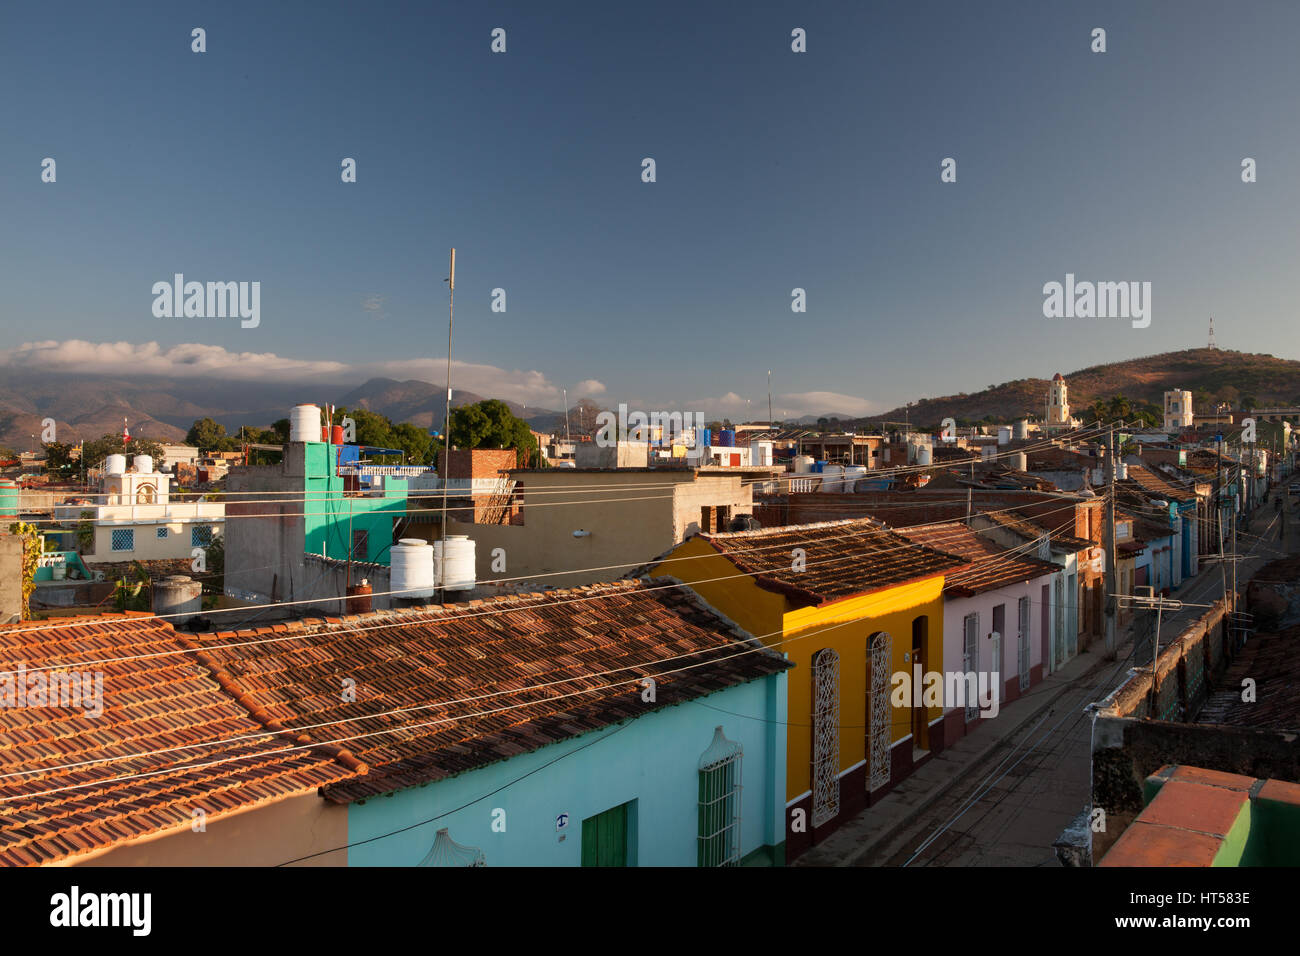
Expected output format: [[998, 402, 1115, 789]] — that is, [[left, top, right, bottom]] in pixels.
[[1014, 420, 1029, 440], [133, 454, 153, 474], [998, 426, 1011, 445], [290, 403, 322, 443], [820, 464, 844, 492], [153, 575, 203, 627], [916, 444, 933, 466], [391, 538, 436, 599], [105, 454, 127, 476], [794, 455, 816, 474], [435, 535, 476, 591], [844, 465, 867, 492], [1013, 452, 1028, 471]]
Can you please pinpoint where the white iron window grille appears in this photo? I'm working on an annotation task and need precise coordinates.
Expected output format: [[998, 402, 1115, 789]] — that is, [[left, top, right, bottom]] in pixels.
[[697, 725, 743, 867], [811, 647, 841, 829], [1018, 596, 1031, 691], [111, 528, 134, 552], [1053, 576, 1066, 669], [963, 613, 979, 721], [868, 632, 891, 792], [418, 827, 486, 867]]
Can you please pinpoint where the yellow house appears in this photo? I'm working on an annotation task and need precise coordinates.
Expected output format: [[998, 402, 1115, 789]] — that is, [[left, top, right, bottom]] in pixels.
[[650, 518, 962, 857]]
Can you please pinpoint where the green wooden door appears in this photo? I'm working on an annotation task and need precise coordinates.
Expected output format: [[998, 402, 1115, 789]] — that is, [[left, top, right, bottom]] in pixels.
[[581, 803, 629, 866]]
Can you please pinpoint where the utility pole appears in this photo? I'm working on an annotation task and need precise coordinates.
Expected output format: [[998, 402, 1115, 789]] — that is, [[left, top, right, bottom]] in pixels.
[[767, 370, 773, 424], [1103, 424, 1117, 660], [439, 247, 455, 600]]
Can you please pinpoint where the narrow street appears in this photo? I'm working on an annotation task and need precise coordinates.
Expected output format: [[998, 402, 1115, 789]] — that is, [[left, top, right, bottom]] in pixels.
[[861, 487, 1293, 867]]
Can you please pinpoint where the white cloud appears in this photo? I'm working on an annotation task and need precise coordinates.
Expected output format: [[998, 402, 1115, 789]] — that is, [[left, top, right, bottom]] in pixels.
[[0, 340, 349, 380], [0, 340, 578, 409], [573, 379, 606, 396], [682, 390, 879, 420], [361, 294, 386, 319]]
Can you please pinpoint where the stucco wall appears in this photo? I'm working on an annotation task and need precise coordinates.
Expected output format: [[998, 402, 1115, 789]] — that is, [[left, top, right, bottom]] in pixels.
[[76, 792, 349, 867], [346, 676, 786, 866]]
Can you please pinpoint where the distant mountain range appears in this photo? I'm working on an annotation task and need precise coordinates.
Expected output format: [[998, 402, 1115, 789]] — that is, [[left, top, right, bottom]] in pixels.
[[2, 348, 1297, 450], [0, 372, 562, 450]]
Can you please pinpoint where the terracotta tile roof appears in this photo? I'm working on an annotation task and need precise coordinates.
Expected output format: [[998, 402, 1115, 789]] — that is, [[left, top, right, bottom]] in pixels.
[[982, 511, 1094, 552], [1198, 626, 1300, 730], [1125, 466, 1196, 503], [899, 523, 1059, 597], [696, 518, 964, 607], [0, 613, 359, 867], [189, 581, 791, 802]]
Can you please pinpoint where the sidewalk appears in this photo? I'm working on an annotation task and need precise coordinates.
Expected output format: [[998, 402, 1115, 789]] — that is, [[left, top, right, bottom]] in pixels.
[[791, 640, 1111, 867], [793, 498, 1292, 867]]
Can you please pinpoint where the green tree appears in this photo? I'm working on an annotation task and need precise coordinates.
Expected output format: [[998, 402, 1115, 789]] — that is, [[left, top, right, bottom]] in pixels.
[[81, 433, 165, 470], [185, 417, 229, 450], [447, 399, 538, 463], [42, 441, 78, 478]]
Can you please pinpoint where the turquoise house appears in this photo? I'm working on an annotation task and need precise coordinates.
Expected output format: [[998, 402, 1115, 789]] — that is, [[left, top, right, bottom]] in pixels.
[[300, 442, 409, 565], [207, 580, 793, 867]]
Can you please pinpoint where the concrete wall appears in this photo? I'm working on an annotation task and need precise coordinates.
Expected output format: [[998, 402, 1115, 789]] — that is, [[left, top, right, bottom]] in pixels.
[[0, 535, 24, 623], [223, 445, 308, 608], [406, 470, 756, 589], [76, 792, 349, 867], [89, 519, 222, 563], [298, 553, 392, 615], [346, 675, 787, 866]]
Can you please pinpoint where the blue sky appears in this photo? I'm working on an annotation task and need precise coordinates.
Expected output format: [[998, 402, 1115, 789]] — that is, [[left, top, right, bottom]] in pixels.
[[2, 1, 1298, 419]]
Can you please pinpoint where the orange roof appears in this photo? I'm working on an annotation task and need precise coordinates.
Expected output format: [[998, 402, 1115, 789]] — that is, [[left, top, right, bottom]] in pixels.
[[187, 581, 790, 802], [696, 518, 964, 607], [900, 523, 1059, 597], [0, 614, 360, 866]]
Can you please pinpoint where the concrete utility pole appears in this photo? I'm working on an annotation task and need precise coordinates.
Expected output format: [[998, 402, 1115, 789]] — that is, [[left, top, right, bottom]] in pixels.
[[1103, 424, 1117, 661]]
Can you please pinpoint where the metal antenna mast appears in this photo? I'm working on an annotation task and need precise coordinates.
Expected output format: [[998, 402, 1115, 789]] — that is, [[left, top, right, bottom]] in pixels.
[[439, 248, 455, 599]]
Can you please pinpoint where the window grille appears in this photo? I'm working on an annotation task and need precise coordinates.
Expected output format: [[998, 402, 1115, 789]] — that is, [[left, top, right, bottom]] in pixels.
[[111, 528, 134, 552], [811, 648, 841, 828], [156, 527, 169, 539], [697, 725, 743, 866], [867, 632, 891, 791], [191, 525, 213, 548]]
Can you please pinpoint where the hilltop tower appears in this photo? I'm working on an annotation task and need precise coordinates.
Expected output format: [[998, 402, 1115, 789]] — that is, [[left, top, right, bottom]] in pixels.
[[1047, 373, 1070, 425], [1208, 317, 1217, 350]]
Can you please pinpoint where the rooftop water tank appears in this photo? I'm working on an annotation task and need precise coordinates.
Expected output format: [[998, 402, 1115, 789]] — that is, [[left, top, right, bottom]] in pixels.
[[153, 575, 203, 628], [716, 430, 736, 448], [133, 454, 153, 474], [998, 426, 1011, 446], [844, 465, 868, 492], [391, 539, 436, 600], [435, 535, 476, 592], [794, 455, 816, 474], [916, 445, 933, 466], [1013, 452, 1028, 471], [105, 454, 127, 476], [290, 403, 322, 443], [1014, 420, 1029, 440], [820, 464, 844, 493]]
